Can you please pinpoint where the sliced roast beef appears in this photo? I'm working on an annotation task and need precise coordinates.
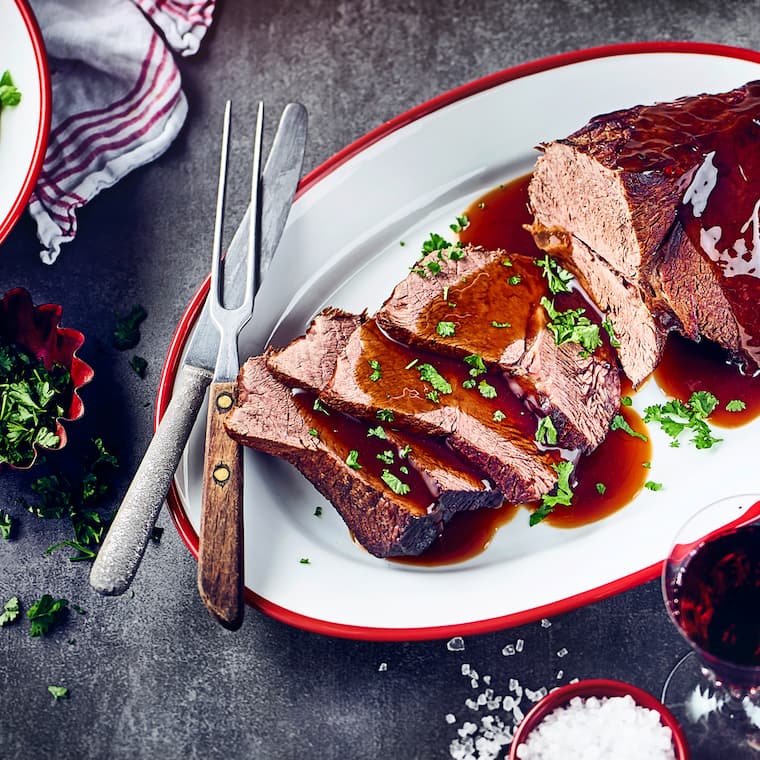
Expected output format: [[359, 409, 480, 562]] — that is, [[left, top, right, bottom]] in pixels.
[[529, 80, 760, 376], [374, 244, 620, 451], [224, 354, 503, 558], [268, 307, 500, 502], [321, 316, 561, 503]]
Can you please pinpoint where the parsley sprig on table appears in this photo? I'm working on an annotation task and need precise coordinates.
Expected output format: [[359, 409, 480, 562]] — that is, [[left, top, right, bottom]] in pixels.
[[0, 336, 72, 467]]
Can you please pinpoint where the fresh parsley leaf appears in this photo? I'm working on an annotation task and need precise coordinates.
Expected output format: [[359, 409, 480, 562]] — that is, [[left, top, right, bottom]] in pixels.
[[534, 253, 573, 294], [508, 275, 522, 286], [313, 398, 330, 416], [601, 318, 621, 348], [491, 320, 511, 328], [621, 396, 633, 406], [531, 460, 575, 525], [726, 399, 747, 412], [368, 359, 382, 382], [417, 363, 452, 395], [376, 450, 395, 465], [540, 297, 602, 353], [436, 321, 456, 337], [449, 214, 469, 233], [367, 425, 387, 439], [596, 482, 607, 495], [299, 557, 310, 564], [308, 428, 319, 437], [478, 380, 497, 399], [129, 355, 148, 378], [463, 354, 486, 377], [345, 450, 361, 470], [493, 410, 506, 422], [462, 379, 476, 389], [610, 414, 648, 442], [27, 594, 68, 637], [398, 445, 412, 459], [645, 481, 663, 491], [47, 686, 68, 701], [376, 409, 394, 422], [421, 232, 452, 255], [0, 509, 14, 540], [643, 392, 722, 449], [381, 469, 411, 496], [314, 506, 323, 517], [112, 304, 147, 350], [535, 416, 558, 446], [0, 70, 21, 108], [0, 596, 20, 626]]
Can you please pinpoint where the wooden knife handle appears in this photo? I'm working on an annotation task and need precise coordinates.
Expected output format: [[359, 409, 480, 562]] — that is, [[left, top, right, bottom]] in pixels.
[[197, 380, 244, 630]]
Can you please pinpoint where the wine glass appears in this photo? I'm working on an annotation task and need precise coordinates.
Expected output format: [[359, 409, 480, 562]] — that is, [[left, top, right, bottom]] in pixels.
[[661, 493, 760, 757]]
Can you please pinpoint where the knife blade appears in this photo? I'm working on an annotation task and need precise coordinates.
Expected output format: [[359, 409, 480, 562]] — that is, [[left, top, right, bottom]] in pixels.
[[89, 103, 308, 597]]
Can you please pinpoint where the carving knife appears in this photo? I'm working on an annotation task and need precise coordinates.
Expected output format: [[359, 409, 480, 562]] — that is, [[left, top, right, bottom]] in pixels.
[[90, 103, 308, 596]]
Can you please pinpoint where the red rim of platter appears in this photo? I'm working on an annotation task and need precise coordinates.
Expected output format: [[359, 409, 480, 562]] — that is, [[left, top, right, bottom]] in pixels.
[[507, 678, 690, 759], [157, 41, 760, 641], [0, 0, 52, 246]]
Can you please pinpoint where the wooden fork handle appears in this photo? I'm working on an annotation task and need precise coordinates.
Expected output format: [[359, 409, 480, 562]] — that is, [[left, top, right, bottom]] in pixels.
[[197, 380, 244, 630]]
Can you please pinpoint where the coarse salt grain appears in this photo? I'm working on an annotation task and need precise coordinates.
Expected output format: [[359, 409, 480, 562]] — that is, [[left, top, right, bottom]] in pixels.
[[515, 695, 676, 760]]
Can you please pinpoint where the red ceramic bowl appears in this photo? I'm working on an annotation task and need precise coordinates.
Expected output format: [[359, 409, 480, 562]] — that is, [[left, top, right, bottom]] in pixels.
[[0, 287, 94, 469], [508, 678, 689, 760]]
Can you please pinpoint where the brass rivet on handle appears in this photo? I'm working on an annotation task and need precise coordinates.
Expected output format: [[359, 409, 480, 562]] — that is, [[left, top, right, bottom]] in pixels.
[[216, 391, 234, 411], [213, 464, 231, 484]]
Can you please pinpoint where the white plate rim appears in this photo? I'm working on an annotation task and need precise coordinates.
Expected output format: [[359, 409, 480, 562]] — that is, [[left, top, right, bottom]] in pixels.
[[158, 41, 760, 640]]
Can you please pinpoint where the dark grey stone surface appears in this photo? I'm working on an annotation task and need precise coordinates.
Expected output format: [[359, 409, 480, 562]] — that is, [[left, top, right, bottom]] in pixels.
[[2, 1, 760, 758]]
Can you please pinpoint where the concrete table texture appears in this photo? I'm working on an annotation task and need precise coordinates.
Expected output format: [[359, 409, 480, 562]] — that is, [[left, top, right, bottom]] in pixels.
[[1, 1, 759, 758]]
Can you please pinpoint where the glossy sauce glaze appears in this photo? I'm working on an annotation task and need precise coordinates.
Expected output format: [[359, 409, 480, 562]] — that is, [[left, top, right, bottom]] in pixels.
[[600, 82, 760, 369], [396, 176, 651, 565]]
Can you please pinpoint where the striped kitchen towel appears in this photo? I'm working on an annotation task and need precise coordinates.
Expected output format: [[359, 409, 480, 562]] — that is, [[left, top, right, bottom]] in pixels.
[[27, 0, 215, 264]]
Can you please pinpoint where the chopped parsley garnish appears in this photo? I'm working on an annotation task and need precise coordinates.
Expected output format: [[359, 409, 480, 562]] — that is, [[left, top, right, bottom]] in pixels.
[[299, 557, 310, 564], [534, 253, 573, 294], [530, 460, 575, 526], [426, 260, 442, 276], [596, 482, 607, 495], [314, 506, 322, 517], [0, 70, 21, 109], [449, 214, 469, 233], [540, 297, 602, 354], [368, 359, 382, 382], [381, 469, 411, 496], [421, 232, 452, 255], [610, 414, 648, 442], [643, 391, 722, 449], [535, 416, 558, 446], [367, 425, 387, 439], [463, 354, 486, 377], [726, 399, 746, 412], [313, 398, 330, 415], [376, 409, 394, 422], [642, 461, 651, 468], [376, 450, 395, 465], [47, 686, 68, 701], [27, 594, 68, 637], [601, 318, 621, 348], [130, 355, 148, 378], [508, 275, 522, 286], [491, 320, 511, 329], [404, 359, 418, 370], [502, 257, 513, 267], [345, 450, 361, 470], [0, 509, 14, 540], [112, 304, 147, 350], [398, 445, 412, 459], [621, 396, 633, 406], [0, 596, 20, 626], [645, 481, 663, 491], [493, 410, 506, 422], [436, 321, 456, 337], [417, 363, 452, 395], [308, 428, 319, 437], [478, 380, 497, 399], [462, 379, 476, 389], [0, 336, 72, 467]]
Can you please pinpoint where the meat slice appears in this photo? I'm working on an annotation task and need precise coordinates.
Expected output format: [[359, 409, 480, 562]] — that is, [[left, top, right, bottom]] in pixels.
[[321, 316, 561, 503], [225, 354, 503, 558], [375, 244, 620, 451], [529, 80, 760, 376]]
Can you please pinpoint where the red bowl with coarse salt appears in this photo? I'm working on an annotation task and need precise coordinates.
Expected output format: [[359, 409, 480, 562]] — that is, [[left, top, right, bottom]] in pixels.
[[508, 678, 689, 760], [0, 287, 94, 469]]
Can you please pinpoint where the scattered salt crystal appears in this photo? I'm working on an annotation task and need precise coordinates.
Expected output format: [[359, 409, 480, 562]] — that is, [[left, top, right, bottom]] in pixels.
[[502, 644, 516, 656], [513, 704, 524, 724], [461, 664, 471, 676], [465, 698, 479, 710], [378, 662, 388, 672], [477, 693, 487, 706], [515, 638, 525, 652], [445, 713, 457, 724], [503, 696, 516, 711], [459, 722, 478, 738], [483, 675, 491, 686], [526, 687, 548, 703], [556, 647, 568, 658], [448, 636, 466, 652], [514, 694, 676, 760], [556, 670, 564, 680], [540, 618, 552, 628]]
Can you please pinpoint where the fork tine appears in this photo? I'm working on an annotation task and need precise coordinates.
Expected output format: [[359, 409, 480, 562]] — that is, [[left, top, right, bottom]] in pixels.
[[210, 101, 231, 311], [248, 102, 264, 300]]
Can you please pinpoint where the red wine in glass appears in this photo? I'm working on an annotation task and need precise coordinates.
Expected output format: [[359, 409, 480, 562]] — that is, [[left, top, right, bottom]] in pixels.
[[662, 494, 760, 755]]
